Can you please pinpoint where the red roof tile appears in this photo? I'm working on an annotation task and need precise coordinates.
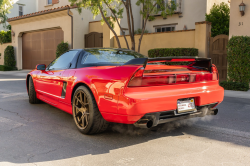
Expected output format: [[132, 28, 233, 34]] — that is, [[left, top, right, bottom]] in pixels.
[[8, 5, 76, 22]]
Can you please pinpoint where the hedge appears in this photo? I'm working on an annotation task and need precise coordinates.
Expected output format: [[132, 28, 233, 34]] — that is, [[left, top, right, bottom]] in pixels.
[[148, 48, 198, 58], [227, 36, 250, 83], [0, 65, 16, 71], [0, 30, 11, 44], [4, 46, 16, 68], [56, 41, 69, 58], [220, 81, 249, 91]]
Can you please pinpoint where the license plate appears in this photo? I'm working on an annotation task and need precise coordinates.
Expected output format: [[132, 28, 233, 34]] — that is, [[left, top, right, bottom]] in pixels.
[[177, 98, 196, 113]]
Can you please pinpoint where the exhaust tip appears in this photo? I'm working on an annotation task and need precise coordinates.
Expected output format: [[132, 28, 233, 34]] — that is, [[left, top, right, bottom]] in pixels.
[[213, 108, 218, 115], [146, 120, 153, 128], [134, 119, 154, 129]]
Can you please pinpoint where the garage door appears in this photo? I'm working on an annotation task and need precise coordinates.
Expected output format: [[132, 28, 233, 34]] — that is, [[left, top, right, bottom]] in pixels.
[[22, 29, 64, 69]]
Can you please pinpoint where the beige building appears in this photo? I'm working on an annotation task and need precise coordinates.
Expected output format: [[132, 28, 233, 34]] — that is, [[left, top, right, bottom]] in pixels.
[[229, 0, 249, 38], [146, 0, 229, 33], [0, 0, 37, 31]]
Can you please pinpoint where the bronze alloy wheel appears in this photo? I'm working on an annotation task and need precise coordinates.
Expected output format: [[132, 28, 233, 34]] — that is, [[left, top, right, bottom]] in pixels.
[[73, 90, 90, 130]]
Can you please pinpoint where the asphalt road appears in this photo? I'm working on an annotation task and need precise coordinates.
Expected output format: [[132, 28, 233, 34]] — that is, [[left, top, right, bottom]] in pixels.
[[1, 72, 250, 166]]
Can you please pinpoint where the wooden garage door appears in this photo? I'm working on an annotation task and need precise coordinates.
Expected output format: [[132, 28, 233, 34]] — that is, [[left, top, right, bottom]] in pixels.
[[22, 29, 64, 69]]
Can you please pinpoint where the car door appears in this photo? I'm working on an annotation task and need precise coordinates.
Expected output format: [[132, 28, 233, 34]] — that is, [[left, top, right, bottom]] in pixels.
[[35, 50, 79, 105]]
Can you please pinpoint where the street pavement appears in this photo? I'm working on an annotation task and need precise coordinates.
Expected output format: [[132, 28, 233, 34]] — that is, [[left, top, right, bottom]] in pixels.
[[0, 71, 250, 166]]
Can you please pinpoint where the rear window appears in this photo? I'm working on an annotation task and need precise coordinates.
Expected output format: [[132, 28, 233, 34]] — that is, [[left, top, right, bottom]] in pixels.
[[81, 49, 146, 66]]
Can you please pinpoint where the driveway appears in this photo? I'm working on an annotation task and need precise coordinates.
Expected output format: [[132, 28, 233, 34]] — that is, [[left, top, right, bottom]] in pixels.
[[0, 71, 250, 166]]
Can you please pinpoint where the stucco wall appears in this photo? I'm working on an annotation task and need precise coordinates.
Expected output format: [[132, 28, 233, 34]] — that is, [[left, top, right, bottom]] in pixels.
[[0, 43, 11, 65], [71, 9, 102, 49], [0, 0, 37, 31], [9, 10, 72, 69], [114, 30, 195, 56], [114, 22, 211, 57], [145, 0, 229, 33], [145, 0, 207, 32], [89, 21, 103, 33], [229, 0, 250, 38]]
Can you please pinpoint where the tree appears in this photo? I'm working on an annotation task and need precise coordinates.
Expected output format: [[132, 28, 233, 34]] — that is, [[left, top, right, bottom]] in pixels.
[[205, 2, 230, 37], [68, 0, 177, 53], [0, 0, 14, 28]]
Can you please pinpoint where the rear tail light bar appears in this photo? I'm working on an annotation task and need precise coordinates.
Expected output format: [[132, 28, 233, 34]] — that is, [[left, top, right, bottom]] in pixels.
[[128, 67, 218, 87]]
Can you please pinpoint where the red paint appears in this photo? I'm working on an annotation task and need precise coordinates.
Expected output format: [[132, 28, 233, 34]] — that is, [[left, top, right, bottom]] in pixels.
[[27, 63, 224, 124]]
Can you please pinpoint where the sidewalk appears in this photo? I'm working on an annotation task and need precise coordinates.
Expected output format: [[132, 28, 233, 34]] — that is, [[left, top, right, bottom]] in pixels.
[[224, 90, 250, 99], [0, 70, 31, 77]]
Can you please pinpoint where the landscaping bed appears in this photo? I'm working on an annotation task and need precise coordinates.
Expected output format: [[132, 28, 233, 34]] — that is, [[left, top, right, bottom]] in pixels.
[[0, 65, 16, 71]]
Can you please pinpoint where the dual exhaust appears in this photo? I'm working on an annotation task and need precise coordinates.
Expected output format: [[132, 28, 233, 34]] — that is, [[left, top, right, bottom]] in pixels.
[[134, 107, 218, 129]]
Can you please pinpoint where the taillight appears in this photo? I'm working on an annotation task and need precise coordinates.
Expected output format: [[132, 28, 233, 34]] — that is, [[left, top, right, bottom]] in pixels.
[[128, 68, 144, 87], [128, 67, 219, 87], [212, 65, 219, 81], [176, 74, 189, 84]]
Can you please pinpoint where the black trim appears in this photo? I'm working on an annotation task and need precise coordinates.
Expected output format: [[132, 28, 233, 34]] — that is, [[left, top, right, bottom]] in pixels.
[[71, 50, 84, 69], [123, 57, 212, 72], [61, 82, 67, 98], [123, 58, 148, 68]]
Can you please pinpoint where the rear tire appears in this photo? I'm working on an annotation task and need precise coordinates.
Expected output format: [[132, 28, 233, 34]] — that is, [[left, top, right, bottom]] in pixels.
[[72, 86, 109, 135], [28, 77, 40, 104]]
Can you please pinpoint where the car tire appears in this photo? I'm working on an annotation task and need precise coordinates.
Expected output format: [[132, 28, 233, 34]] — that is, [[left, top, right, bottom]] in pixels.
[[28, 76, 40, 104], [72, 86, 109, 135]]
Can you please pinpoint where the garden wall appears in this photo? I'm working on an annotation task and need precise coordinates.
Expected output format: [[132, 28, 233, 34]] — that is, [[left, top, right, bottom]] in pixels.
[[0, 43, 11, 65], [114, 21, 211, 57]]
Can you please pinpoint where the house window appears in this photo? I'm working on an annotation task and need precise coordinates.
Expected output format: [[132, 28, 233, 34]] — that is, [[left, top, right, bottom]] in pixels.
[[48, 0, 52, 5], [155, 25, 175, 32], [157, 0, 165, 11], [19, 6, 23, 16]]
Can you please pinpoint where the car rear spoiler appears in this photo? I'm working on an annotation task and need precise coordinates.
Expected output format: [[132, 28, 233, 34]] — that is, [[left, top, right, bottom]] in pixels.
[[123, 57, 212, 72]]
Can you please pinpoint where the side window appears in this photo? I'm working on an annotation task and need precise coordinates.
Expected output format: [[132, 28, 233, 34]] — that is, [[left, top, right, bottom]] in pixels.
[[48, 0, 52, 5], [47, 51, 78, 70], [19, 6, 23, 16]]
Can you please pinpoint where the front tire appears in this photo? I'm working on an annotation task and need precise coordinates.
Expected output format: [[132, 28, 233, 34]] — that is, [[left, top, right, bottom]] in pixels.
[[28, 76, 40, 104], [72, 86, 109, 135]]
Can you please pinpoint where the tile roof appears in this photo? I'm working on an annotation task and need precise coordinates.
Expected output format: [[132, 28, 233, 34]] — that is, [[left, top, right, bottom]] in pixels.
[[8, 5, 76, 22]]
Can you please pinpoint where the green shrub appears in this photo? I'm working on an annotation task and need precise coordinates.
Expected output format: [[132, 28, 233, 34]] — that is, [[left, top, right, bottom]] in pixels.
[[0, 30, 11, 44], [205, 2, 230, 37], [148, 48, 198, 58], [148, 48, 198, 65], [0, 65, 16, 71], [56, 41, 69, 58], [227, 36, 250, 83], [4, 46, 16, 68], [220, 81, 249, 91]]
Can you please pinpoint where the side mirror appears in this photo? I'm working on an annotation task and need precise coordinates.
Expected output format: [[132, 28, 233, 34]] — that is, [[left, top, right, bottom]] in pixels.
[[36, 64, 46, 71]]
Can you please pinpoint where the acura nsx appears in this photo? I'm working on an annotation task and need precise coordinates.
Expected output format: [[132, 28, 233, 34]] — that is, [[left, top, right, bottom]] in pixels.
[[26, 48, 224, 134]]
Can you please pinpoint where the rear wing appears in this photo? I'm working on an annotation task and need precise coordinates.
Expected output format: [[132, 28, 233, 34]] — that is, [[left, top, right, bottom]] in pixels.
[[123, 57, 212, 72]]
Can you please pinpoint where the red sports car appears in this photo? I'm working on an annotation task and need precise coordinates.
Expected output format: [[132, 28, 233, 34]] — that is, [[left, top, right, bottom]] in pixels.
[[26, 48, 224, 134]]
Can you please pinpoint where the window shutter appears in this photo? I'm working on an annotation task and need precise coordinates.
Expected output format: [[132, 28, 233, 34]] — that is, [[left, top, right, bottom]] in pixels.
[[52, 0, 59, 4]]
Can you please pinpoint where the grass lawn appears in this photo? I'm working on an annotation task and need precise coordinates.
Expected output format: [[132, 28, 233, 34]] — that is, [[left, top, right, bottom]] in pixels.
[[0, 65, 16, 71]]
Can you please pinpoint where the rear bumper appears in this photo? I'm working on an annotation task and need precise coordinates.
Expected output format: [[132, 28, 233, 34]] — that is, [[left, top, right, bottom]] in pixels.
[[102, 82, 224, 124]]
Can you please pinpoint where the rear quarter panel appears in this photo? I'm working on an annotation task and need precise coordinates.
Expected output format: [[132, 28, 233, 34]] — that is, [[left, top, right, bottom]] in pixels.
[[71, 66, 140, 114]]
